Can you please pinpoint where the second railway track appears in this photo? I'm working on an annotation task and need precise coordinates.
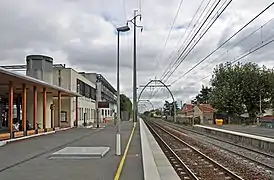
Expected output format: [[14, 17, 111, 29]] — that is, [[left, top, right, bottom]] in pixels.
[[158, 120, 274, 172]]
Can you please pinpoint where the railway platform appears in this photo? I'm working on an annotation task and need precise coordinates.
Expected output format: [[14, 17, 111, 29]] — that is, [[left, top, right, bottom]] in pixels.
[[0, 121, 143, 180], [206, 124, 274, 138], [0, 119, 179, 180], [194, 124, 274, 153]]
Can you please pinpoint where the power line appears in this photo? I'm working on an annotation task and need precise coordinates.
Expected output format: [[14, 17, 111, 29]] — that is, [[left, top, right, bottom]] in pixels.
[[161, 0, 218, 81], [164, 0, 232, 83], [179, 33, 274, 89], [151, 0, 222, 99], [160, 0, 210, 80], [170, 1, 274, 85], [177, 0, 218, 54], [156, 0, 185, 65], [197, 17, 274, 73], [231, 34, 274, 64], [153, 0, 208, 98]]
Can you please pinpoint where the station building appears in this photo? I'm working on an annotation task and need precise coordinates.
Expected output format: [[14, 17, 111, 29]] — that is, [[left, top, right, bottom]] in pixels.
[[0, 54, 117, 140]]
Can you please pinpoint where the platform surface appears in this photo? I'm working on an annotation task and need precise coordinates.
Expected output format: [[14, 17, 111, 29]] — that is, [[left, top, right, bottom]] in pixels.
[[207, 124, 274, 138], [0, 121, 143, 180]]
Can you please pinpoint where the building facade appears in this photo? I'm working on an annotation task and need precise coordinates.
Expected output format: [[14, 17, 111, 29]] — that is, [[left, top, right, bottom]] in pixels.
[[0, 55, 117, 128], [79, 73, 117, 122], [52, 68, 96, 127]]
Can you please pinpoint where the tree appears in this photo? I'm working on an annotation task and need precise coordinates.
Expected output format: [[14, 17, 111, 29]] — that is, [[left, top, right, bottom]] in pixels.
[[163, 101, 170, 116], [170, 101, 179, 116], [120, 94, 132, 116], [210, 62, 245, 116], [195, 85, 212, 104], [163, 100, 179, 116], [210, 62, 272, 123], [143, 111, 150, 116]]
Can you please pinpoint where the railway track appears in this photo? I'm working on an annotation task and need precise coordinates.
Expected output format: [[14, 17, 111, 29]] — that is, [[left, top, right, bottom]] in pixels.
[[146, 120, 243, 180], [157, 119, 274, 171]]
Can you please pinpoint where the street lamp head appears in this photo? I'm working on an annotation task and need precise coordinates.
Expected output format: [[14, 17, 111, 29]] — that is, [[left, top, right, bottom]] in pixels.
[[117, 25, 130, 32]]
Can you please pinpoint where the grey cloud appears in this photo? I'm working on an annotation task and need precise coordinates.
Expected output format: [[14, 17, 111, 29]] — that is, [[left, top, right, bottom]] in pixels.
[[1, 0, 274, 104]]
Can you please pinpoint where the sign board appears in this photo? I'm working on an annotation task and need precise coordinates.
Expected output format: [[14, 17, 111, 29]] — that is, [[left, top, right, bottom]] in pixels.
[[98, 102, 109, 108]]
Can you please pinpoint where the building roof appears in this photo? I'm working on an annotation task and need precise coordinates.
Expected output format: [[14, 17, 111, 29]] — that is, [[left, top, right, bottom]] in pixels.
[[198, 104, 215, 113], [0, 66, 80, 97], [261, 115, 274, 122], [181, 104, 194, 113]]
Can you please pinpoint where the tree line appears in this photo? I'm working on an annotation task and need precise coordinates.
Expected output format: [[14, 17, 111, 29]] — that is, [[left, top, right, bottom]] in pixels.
[[192, 62, 274, 122]]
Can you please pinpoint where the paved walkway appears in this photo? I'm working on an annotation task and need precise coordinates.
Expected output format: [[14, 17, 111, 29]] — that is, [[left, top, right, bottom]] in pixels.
[[0, 121, 143, 180], [208, 124, 274, 138]]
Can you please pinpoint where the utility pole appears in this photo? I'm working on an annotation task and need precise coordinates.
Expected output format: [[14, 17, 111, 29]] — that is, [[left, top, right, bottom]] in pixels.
[[258, 93, 262, 125], [133, 10, 137, 124], [128, 10, 142, 124]]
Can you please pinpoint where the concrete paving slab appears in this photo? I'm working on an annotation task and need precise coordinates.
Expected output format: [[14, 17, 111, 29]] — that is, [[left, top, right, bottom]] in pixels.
[[50, 146, 110, 158]]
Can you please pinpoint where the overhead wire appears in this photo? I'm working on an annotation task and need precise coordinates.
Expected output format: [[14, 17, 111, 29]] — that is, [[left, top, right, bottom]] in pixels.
[[151, 0, 209, 98], [151, 0, 223, 99], [147, 0, 186, 98], [178, 29, 274, 92], [170, 1, 274, 85], [195, 17, 274, 73], [156, 0, 185, 65], [160, 0, 210, 80], [161, 0, 218, 81], [163, 0, 232, 83], [230, 34, 274, 64]]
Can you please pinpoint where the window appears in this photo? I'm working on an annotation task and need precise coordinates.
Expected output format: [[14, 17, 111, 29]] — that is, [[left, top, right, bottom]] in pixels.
[[91, 87, 96, 100], [78, 108, 80, 121], [81, 108, 83, 120], [61, 111, 67, 122], [102, 109, 104, 116], [105, 110, 107, 117], [77, 79, 95, 100]]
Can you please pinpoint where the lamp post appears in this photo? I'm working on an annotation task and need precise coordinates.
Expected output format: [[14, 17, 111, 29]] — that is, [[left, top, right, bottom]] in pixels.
[[116, 25, 130, 156]]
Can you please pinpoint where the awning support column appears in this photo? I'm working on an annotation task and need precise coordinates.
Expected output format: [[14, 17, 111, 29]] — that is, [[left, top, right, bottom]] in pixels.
[[8, 81, 14, 139], [33, 86, 37, 133], [75, 97, 78, 127], [22, 84, 27, 136], [58, 91, 61, 127], [43, 88, 47, 131]]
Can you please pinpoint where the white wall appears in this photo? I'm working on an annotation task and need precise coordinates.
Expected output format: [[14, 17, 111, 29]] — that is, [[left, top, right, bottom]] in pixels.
[[53, 68, 96, 126], [70, 69, 96, 126]]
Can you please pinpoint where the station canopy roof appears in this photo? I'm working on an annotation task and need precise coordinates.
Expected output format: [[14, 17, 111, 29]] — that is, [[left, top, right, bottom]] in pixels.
[[0, 67, 80, 97]]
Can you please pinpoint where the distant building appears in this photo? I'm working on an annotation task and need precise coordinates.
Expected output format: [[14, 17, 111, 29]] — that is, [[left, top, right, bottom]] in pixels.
[[79, 73, 117, 122], [0, 55, 117, 127], [178, 103, 215, 124], [52, 67, 96, 127], [193, 104, 216, 124]]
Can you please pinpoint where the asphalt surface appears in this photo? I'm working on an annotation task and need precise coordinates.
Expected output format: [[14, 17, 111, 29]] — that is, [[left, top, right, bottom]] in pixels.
[[120, 124, 144, 180], [0, 121, 144, 180], [209, 124, 274, 138]]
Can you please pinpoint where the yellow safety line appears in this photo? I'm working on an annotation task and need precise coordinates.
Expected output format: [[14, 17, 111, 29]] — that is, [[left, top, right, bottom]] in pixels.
[[114, 123, 136, 180]]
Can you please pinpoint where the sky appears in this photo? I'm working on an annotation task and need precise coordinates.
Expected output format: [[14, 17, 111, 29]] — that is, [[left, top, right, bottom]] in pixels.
[[1, 0, 274, 111]]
